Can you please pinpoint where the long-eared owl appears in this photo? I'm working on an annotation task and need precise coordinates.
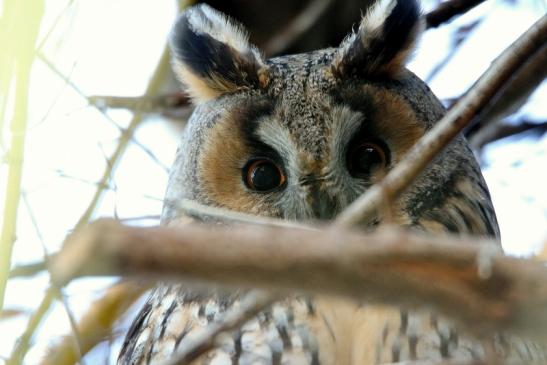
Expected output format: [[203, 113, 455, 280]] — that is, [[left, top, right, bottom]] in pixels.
[[118, 0, 546, 363]]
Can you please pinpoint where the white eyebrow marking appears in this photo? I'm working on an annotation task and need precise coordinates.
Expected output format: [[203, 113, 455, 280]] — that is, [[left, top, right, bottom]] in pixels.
[[328, 104, 363, 169], [255, 116, 301, 179]]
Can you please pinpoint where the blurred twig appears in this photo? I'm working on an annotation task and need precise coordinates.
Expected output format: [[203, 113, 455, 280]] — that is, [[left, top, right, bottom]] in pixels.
[[470, 120, 547, 149], [335, 14, 547, 227], [263, 0, 335, 56], [163, 290, 276, 365], [73, 46, 172, 232], [8, 288, 55, 365], [34, 53, 170, 173], [466, 42, 547, 143], [39, 281, 149, 365], [0, 0, 45, 311], [425, 0, 486, 29], [13, 48, 169, 364], [425, 19, 482, 84], [88, 93, 190, 114], [171, 199, 315, 230]]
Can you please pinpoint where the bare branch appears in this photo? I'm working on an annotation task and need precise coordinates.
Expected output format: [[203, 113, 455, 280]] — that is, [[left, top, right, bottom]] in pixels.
[[7, 199, 312, 280], [88, 92, 190, 114], [171, 199, 315, 230], [163, 290, 276, 365], [73, 47, 172, 232], [425, 0, 486, 29], [51, 219, 547, 341], [263, 0, 335, 56], [8, 288, 55, 365], [470, 120, 547, 149], [0, 0, 45, 311], [39, 281, 149, 365], [467, 43, 547, 143], [334, 14, 547, 228]]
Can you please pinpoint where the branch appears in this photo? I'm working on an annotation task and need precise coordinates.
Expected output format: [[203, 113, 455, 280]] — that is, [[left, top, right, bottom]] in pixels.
[[0, 0, 45, 310], [424, 0, 486, 29], [466, 42, 547, 142], [51, 219, 547, 341], [163, 290, 276, 365], [470, 120, 547, 149], [7, 199, 310, 280], [73, 46, 172, 232], [88, 92, 190, 114], [334, 14, 547, 228], [263, 0, 335, 56], [170, 199, 314, 230], [39, 281, 149, 365], [8, 287, 55, 365]]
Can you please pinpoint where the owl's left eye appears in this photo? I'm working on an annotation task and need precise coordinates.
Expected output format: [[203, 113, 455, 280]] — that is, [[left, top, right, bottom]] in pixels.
[[243, 159, 286, 192]]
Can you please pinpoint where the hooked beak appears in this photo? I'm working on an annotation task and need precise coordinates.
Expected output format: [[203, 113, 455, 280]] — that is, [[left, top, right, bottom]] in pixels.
[[304, 179, 337, 220]]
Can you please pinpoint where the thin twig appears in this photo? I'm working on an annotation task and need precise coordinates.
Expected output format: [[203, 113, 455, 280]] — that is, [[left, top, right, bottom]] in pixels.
[[73, 46, 171, 232], [163, 290, 276, 365], [7, 198, 312, 280], [263, 0, 335, 56], [425, 0, 486, 29], [425, 19, 482, 84], [466, 42, 547, 140], [334, 14, 547, 228], [470, 120, 547, 149], [39, 281, 149, 365], [35, 3, 194, 362], [171, 199, 315, 230], [50, 219, 547, 341], [8, 287, 55, 365], [21, 193, 86, 364]]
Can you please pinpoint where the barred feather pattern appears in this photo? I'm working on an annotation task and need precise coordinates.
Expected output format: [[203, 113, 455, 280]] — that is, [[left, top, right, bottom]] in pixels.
[[118, 286, 547, 364]]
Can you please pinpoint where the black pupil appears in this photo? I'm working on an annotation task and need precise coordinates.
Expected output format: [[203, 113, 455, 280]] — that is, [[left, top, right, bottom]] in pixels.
[[250, 162, 281, 191], [351, 145, 383, 175]]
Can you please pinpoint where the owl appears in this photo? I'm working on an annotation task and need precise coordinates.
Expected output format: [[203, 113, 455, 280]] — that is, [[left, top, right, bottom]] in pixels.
[[118, 0, 546, 364]]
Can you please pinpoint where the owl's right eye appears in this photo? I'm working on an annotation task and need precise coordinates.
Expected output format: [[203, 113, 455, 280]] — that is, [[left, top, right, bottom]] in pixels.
[[243, 159, 286, 192], [347, 141, 388, 178]]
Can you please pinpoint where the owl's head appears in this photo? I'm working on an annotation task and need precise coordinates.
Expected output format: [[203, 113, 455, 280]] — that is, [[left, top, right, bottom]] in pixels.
[[163, 0, 498, 236]]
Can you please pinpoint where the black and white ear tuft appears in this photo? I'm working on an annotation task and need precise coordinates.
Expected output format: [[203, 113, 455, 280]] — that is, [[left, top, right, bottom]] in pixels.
[[169, 4, 269, 103], [332, 0, 422, 79]]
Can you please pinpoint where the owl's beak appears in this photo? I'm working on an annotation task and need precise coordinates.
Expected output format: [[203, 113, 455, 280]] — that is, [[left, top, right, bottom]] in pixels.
[[309, 185, 337, 220]]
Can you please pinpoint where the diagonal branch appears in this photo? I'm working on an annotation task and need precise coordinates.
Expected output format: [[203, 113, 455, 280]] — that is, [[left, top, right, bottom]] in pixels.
[[263, 0, 335, 56], [334, 14, 547, 228], [39, 281, 149, 365], [162, 290, 276, 365], [425, 0, 486, 29]]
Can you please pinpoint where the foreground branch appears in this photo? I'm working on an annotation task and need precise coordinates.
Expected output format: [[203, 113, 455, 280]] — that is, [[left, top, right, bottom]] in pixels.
[[335, 14, 547, 227], [39, 281, 148, 365], [51, 219, 547, 341]]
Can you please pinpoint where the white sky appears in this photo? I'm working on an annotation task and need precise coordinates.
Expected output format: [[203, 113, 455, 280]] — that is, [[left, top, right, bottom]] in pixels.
[[0, 0, 546, 363]]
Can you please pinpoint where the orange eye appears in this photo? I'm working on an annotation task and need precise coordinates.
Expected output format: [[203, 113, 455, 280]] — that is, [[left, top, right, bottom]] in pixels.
[[244, 159, 286, 192], [347, 142, 388, 177]]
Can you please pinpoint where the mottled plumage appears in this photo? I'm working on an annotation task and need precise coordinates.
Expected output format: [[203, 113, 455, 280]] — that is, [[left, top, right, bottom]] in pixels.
[[118, 1, 545, 364]]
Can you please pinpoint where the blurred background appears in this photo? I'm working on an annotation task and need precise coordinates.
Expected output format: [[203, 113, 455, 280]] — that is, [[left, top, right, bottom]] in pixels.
[[0, 0, 546, 363]]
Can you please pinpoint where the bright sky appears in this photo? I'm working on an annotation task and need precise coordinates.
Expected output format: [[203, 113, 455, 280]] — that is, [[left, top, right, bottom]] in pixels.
[[0, 0, 546, 363]]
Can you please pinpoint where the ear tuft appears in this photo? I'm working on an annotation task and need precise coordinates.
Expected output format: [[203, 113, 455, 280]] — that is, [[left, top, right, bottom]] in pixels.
[[170, 4, 269, 103], [332, 0, 422, 79]]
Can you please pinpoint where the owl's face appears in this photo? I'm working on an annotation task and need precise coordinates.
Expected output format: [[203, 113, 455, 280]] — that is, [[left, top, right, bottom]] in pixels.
[[163, 1, 498, 237]]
